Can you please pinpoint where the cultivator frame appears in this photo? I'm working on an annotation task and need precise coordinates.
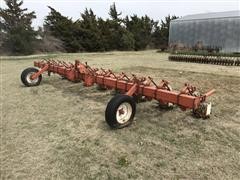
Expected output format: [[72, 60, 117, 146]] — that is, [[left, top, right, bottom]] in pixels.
[[21, 59, 215, 128]]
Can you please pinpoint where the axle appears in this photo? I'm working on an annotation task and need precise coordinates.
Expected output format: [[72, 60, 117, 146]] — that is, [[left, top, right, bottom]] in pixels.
[[21, 59, 215, 129]]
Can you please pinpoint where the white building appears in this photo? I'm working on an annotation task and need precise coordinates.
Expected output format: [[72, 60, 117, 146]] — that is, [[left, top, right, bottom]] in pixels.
[[169, 11, 240, 53]]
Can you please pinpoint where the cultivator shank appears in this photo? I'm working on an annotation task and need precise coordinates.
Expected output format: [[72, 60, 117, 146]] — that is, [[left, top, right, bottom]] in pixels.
[[21, 59, 215, 128]]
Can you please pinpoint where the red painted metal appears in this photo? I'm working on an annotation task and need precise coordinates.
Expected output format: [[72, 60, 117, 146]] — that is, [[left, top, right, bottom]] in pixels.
[[31, 64, 49, 80], [32, 59, 215, 111]]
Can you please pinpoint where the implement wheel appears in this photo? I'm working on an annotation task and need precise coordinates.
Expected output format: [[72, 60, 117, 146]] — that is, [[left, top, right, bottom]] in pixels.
[[21, 67, 42, 87], [193, 102, 212, 119], [105, 94, 136, 129]]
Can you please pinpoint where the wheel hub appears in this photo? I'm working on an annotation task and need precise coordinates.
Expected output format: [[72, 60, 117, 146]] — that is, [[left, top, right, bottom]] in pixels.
[[26, 72, 39, 84], [116, 102, 133, 124]]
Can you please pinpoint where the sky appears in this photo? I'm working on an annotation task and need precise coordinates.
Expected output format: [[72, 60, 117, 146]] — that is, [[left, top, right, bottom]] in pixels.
[[1, 0, 239, 28]]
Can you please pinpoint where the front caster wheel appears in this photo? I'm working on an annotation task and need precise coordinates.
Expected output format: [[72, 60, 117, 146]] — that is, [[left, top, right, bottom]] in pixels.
[[21, 67, 42, 87], [105, 94, 136, 129]]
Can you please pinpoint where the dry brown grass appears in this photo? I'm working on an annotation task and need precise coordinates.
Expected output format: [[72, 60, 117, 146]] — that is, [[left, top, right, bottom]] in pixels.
[[1, 50, 240, 179]]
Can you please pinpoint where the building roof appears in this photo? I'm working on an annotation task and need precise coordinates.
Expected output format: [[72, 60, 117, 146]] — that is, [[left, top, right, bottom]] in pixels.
[[172, 11, 240, 22]]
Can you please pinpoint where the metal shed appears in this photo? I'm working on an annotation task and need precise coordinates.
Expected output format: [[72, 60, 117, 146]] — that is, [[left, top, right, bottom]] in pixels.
[[169, 11, 240, 53]]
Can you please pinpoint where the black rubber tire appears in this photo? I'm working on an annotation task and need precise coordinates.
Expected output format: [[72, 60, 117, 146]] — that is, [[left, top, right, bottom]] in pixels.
[[105, 94, 136, 129], [21, 67, 42, 87]]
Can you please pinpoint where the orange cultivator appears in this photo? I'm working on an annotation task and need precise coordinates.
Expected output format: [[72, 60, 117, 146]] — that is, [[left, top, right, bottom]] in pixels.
[[21, 59, 215, 129]]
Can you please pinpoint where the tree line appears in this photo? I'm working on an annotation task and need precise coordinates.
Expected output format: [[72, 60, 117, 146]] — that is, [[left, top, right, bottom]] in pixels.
[[0, 0, 178, 55]]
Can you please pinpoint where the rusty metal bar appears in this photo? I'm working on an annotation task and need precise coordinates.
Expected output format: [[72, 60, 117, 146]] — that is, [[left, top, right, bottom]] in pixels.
[[32, 60, 215, 110]]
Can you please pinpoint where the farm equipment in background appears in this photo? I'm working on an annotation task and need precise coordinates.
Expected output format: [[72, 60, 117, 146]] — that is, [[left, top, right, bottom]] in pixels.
[[21, 59, 215, 129], [169, 54, 240, 66]]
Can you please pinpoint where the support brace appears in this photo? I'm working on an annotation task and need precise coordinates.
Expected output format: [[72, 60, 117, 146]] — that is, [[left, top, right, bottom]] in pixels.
[[126, 84, 138, 96], [31, 64, 49, 80]]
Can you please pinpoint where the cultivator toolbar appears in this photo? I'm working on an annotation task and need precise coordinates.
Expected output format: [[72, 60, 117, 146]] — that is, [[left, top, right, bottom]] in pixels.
[[21, 59, 215, 129]]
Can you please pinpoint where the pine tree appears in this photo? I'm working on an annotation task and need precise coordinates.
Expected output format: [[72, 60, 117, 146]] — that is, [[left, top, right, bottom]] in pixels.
[[119, 29, 135, 50], [152, 15, 178, 51], [160, 15, 178, 48], [109, 3, 122, 22], [0, 0, 37, 54], [76, 8, 103, 51], [126, 15, 157, 50], [44, 6, 82, 52], [107, 3, 122, 50], [98, 18, 112, 51]]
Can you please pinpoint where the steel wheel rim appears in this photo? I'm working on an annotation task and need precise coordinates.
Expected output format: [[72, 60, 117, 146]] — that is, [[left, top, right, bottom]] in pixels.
[[26, 72, 38, 84], [116, 102, 132, 124]]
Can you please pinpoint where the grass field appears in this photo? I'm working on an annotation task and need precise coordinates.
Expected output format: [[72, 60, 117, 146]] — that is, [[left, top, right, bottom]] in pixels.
[[1, 50, 240, 179]]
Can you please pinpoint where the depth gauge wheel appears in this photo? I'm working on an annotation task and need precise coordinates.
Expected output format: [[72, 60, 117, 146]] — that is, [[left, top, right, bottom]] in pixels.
[[105, 94, 136, 129], [193, 102, 212, 119], [21, 67, 42, 87]]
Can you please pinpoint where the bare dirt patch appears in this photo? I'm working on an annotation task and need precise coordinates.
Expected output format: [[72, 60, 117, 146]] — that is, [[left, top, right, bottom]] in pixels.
[[1, 50, 240, 179]]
